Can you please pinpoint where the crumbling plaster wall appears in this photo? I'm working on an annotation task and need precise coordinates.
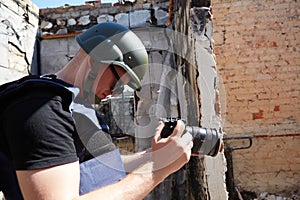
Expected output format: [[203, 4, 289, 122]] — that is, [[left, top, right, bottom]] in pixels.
[[213, 0, 299, 195], [0, 0, 39, 84]]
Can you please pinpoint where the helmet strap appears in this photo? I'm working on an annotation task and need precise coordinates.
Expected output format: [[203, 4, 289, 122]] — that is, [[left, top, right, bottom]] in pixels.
[[83, 60, 101, 101]]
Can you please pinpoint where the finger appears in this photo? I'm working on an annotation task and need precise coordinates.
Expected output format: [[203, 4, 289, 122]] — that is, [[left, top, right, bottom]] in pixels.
[[181, 131, 193, 147], [171, 120, 185, 138], [180, 140, 193, 164], [189, 141, 194, 150]]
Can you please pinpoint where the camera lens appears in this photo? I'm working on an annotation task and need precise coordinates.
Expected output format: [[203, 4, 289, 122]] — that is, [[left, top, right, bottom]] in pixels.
[[185, 126, 221, 157], [160, 118, 221, 157]]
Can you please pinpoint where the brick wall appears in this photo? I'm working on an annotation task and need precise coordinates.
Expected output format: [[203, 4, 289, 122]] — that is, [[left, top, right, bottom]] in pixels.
[[213, 0, 299, 195]]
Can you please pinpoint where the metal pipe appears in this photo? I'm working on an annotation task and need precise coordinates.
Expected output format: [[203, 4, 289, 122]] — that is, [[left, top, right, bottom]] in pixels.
[[224, 146, 236, 200], [223, 136, 253, 200], [223, 133, 299, 199], [253, 133, 300, 139]]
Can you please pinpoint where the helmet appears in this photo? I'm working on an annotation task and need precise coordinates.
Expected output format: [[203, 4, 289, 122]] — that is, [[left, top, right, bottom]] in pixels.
[[76, 22, 148, 91]]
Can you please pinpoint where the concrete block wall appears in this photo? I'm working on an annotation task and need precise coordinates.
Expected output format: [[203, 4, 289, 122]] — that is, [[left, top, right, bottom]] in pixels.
[[38, 2, 170, 74], [0, 0, 39, 84], [213, 0, 299, 195], [39, 2, 169, 34]]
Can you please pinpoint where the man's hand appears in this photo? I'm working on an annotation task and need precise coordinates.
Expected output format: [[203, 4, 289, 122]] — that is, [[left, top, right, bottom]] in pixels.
[[151, 120, 193, 180]]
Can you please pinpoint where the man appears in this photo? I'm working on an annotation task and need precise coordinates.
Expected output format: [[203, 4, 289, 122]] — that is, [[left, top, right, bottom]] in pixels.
[[0, 22, 193, 199]]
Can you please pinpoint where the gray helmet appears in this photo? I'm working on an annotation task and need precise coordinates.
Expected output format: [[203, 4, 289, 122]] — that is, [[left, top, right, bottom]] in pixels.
[[76, 22, 148, 91]]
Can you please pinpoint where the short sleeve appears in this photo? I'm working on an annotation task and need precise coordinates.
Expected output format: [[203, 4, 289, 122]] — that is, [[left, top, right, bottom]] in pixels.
[[2, 90, 79, 170]]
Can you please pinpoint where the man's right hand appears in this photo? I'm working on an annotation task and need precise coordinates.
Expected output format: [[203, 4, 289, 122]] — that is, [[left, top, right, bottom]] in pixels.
[[151, 120, 193, 181]]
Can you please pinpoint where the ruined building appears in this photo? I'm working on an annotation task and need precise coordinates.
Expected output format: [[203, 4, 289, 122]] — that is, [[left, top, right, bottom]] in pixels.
[[0, 0, 299, 199]]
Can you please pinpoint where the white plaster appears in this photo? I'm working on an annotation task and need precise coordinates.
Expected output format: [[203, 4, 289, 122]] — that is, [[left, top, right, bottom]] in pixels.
[[78, 15, 91, 26], [40, 20, 53, 29], [97, 14, 114, 24], [56, 28, 68, 34], [67, 18, 77, 26], [56, 18, 66, 26], [155, 9, 169, 25], [0, 67, 27, 85], [129, 10, 150, 28], [115, 13, 129, 27], [0, 33, 8, 68], [195, 42, 228, 200]]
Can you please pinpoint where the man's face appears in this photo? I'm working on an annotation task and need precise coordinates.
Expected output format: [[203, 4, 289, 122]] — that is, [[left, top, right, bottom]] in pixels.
[[94, 65, 131, 100]]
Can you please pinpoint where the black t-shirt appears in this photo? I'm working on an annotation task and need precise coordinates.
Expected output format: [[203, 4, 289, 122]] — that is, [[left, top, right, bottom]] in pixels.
[[0, 81, 78, 170], [0, 75, 116, 170]]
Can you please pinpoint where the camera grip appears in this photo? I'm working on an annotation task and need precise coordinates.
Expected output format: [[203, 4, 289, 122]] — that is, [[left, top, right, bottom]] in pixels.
[[161, 120, 177, 138]]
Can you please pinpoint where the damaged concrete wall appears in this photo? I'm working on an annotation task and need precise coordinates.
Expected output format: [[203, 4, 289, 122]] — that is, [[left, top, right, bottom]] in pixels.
[[174, 1, 227, 199], [0, 0, 39, 84], [38, 1, 169, 74], [213, 0, 300, 196], [189, 6, 227, 200], [135, 0, 228, 199]]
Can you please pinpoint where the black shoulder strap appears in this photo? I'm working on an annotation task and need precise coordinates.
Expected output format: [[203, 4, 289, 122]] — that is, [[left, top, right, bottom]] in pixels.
[[0, 74, 76, 110], [0, 74, 73, 92]]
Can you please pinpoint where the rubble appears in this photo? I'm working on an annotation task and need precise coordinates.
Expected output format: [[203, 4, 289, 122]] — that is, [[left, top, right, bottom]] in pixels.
[[255, 192, 299, 200], [248, 191, 300, 200]]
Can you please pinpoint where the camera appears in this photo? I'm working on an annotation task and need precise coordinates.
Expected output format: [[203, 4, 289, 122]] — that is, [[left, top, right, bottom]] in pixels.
[[160, 118, 221, 157]]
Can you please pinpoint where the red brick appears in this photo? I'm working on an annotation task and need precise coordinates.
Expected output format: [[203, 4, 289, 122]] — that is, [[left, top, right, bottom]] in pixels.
[[274, 105, 280, 112], [252, 112, 264, 120]]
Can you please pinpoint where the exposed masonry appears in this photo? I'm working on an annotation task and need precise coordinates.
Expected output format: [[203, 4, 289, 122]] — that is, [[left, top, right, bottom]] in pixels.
[[213, 0, 300, 197], [39, 1, 170, 37], [37, 1, 172, 75]]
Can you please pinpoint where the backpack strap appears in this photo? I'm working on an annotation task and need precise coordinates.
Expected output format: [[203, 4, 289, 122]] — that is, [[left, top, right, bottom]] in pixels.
[[0, 75, 80, 114]]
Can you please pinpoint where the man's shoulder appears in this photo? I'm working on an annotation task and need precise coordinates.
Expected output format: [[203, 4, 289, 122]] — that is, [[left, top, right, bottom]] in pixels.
[[0, 74, 77, 111]]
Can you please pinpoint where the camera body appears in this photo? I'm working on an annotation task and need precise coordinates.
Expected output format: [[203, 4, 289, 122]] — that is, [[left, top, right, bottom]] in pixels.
[[160, 118, 221, 157]]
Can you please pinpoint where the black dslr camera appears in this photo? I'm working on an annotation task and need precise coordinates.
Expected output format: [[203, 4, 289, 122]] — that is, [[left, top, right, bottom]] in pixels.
[[160, 118, 221, 157]]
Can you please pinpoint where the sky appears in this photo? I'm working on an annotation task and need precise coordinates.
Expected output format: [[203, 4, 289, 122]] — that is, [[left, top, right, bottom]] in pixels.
[[31, 0, 116, 8]]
